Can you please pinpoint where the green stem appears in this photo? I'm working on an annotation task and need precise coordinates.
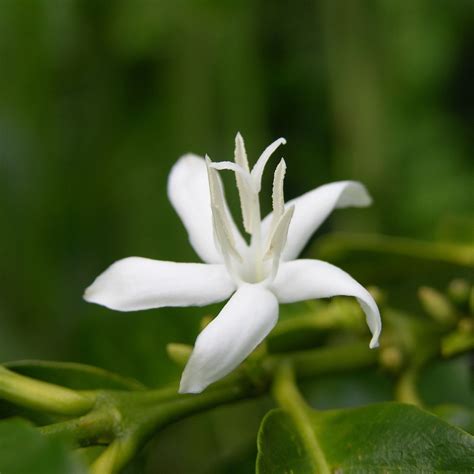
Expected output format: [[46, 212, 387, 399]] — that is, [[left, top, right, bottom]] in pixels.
[[395, 367, 423, 407], [315, 233, 474, 267], [266, 341, 377, 378], [90, 437, 138, 474], [0, 366, 94, 416], [39, 408, 118, 446], [269, 298, 365, 339], [272, 362, 331, 474], [131, 384, 251, 444], [89, 384, 252, 474]]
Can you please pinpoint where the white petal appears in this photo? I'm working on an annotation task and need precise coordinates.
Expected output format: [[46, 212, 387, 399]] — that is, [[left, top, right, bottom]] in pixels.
[[167, 154, 222, 263], [262, 181, 372, 261], [84, 257, 236, 312], [271, 259, 381, 348], [179, 284, 279, 393]]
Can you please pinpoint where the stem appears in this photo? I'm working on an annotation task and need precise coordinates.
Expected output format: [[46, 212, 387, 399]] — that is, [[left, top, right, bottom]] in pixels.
[[132, 384, 251, 442], [395, 367, 423, 407], [86, 384, 181, 407], [0, 366, 94, 416], [39, 408, 118, 446], [90, 437, 138, 474], [272, 362, 331, 474], [270, 299, 365, 339], [315, 233, 474, 268], [90, 384, 253, 474], [266, 341, 377, 378]]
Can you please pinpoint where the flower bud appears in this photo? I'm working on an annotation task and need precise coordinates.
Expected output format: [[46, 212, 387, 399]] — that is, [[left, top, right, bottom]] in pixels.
[[447, 279, 471, 307], [166, 343, 192, 366], [418, 286, 457, 326]]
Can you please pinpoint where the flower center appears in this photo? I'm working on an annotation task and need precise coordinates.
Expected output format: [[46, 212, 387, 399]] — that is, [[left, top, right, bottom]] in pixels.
[[206, 134, 294, 286]]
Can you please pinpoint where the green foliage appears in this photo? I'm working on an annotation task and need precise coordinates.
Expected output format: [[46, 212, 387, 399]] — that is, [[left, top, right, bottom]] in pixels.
[[257, 403, 474, 473], [0, 418, 85, 474]]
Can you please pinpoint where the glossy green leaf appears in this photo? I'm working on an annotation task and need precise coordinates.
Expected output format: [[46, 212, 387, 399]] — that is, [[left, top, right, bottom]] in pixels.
[[257, 402, 474, 473], [0, 418, 85, 474], [4, 360, 146, 390]]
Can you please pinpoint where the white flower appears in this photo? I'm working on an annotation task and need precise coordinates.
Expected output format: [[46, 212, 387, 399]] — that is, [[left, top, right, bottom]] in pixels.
[[84, 133, 381, 394]]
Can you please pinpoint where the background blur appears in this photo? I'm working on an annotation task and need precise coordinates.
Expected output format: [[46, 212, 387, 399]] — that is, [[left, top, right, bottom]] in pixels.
[[0, 1, 472, 472]]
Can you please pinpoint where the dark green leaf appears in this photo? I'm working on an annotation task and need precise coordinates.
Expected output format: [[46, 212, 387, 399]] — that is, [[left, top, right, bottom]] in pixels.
[[0, 418, 85, 474], [257, 402, 474, 473]]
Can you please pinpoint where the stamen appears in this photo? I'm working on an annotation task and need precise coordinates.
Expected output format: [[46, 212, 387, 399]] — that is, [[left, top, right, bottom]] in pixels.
[[251, 138, 286, 192], [210, 160, 256, 236], [211, 204, 243, 263], [205, 135, 290, 285], [210, 161, 249, 177], [271, 159, 286, 229], [206, 157, 243, 263], [264, 205, 294, 260], [234, 134, 254, 234], [234, 133, 250, 172], [265, 205, 295, 279]]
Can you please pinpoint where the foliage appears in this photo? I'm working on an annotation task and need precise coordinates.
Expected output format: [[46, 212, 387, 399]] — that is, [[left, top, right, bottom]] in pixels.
[[0, 235, 472, 472], [0, 418, 85, 474]]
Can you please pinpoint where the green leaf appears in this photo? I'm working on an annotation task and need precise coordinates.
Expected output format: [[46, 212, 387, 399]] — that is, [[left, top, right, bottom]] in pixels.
[[4, 360, 146, 391], [0, 418, 85, 474], [257, 402, 474, 473]]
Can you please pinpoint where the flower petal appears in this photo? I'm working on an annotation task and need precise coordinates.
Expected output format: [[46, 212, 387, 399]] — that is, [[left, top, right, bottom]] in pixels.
[[167, 154, 222, 263], [262, 181, 372, 261], [84, 257, 236, 312], [179, 284, 279, 393], [271, 259, 381, 348], [168, 154, 247, 263]]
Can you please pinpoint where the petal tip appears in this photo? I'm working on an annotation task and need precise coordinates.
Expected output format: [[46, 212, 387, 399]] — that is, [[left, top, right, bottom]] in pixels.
[[336, 181, 374, 209], [363, 192, 373, 207], [369, 338, 380, 349], [179, 378, 205, 394], [173, 153, 204, 170], [352, 182, 373, 207], [83, 283, 99, 304], [83, 287, 92, 302]]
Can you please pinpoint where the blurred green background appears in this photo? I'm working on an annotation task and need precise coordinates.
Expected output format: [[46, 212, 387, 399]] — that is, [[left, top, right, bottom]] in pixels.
[[0, 1, 472, 472]]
